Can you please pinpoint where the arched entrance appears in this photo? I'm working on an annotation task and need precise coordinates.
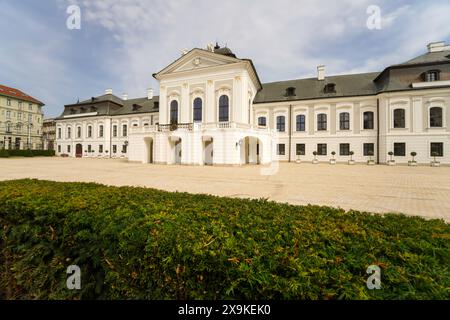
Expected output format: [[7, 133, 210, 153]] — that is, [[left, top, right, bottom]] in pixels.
[[170, 136, 182, 165], [203, 136, 214, 165], [75, 144, 82, 158], [144, 137, 154, 164], [241, 136, 263, 165]]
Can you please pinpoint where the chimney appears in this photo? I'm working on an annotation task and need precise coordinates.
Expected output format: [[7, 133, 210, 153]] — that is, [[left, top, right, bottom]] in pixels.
[[105, 88, 113, 95], [317, 65, 325, 81], [427, 41, 450, 53], [122, 93, 128, 101], [147, 88, 154, 100]]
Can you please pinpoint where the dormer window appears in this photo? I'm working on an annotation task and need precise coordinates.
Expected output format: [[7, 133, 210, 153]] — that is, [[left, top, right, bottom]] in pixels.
[[70, 108, 76, 114], [324, 83, 336, 93], [425, 70, 440, 82], [132, 104, 142, 111], [90, 106, 97, 112], [285, 87, 296, 97]]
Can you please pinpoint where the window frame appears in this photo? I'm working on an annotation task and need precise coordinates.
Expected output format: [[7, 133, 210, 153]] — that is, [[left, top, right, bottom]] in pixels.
[[363, 143, 375, 156], [393, 108, 406, 129], [429, 106, 443, 128], [296, 143, 305, 156], [193, 97, 202, 123], [170, 100, 179, 124], [339, 112, 350, 131], [296, 114, 306, 132], [339, 143, 350, 156], [363, 111, 374, 130], [317, 113, 327, 131], [218, 95, 230, 123], [393, 142, 406, 157], [277, 144, 286, 156], [276, 115, 286, 132], [317, 143, 327, 156]]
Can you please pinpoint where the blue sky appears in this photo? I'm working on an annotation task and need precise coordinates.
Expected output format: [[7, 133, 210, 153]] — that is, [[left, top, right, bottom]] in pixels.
[[1, 0, 449, 118]]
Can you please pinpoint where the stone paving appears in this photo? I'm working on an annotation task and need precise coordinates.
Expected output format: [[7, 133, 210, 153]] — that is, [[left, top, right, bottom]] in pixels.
[[1, 157, 449, 221]]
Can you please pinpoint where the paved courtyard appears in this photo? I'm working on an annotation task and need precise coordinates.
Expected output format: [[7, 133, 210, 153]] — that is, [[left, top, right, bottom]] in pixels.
[[1, 157, 449, 221]]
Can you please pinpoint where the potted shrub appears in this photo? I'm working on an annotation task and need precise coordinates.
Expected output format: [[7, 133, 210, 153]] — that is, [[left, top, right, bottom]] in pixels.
[[431, 152, 440, 167], [296, 154, 301, 164], [348, 151, 355, 165], [312, 151, 318, 164], [330, 151, 336, 165], [408, 151, 417, 166], [387, 151, 395, 166], [367, 150, 375, 165]]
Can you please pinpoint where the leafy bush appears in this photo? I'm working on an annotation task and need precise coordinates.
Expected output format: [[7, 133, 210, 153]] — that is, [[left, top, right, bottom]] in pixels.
[[0, 179, 448, 300], [0, 149, 10, 158]]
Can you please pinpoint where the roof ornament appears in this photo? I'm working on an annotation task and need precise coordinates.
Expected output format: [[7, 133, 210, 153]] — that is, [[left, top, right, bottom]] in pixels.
[[181, 48, 189, 55], [206, 43, 215, 52]]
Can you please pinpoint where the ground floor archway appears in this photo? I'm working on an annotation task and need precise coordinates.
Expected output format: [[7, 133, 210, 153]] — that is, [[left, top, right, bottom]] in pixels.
[[203, 136, 214, 165], [241, 136, 263, 165], [144, 137, 154, 164]]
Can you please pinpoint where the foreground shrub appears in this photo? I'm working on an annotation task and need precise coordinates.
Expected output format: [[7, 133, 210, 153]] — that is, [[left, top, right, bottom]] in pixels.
[[0, 179, 448, 300], [6, 149, 55, 157]]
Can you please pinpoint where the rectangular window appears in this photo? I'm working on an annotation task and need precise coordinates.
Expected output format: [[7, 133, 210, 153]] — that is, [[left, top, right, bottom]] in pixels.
[[296, 144, 305, 156], [276, 116, 285, 132], [6, 110, 10, 118], [58, 128, 62, 139], [99, 145, 103, 153], [99, 125, 104, 138], [430, 143, 444, 157], [113, 125, 118, 137], [339, 143, 350, 156], [88, 145, 92, 153], [18, 101, 22, 109], [122, 144, 128, 153], [67, 145, 71, 153], [363, 143, 374, 156], [296, 115, 306, 131], [29, 103, 33, 111], [317, 114, 327, 131], [7, 99, 11, 106], [363, 112, 374, 130], [317, 144, 327, 156], [122, 124, 127, 137], [394, 143, 406, 157], [113, 145, 117, 153], [258, 117, 267, 127], [277, 144, 285, 155], [58, 145, 61, 153], [339, 113, 350, 130]]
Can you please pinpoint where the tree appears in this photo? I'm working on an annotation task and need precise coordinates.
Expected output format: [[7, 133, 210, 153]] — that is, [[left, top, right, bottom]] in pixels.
[[410, 151, 417, 162], [349, 151, 354, 161], [331, 151, 336, 160], [313, 151, 318, 161], [368, 150, 374, 162], [431, 152, 438, 163]]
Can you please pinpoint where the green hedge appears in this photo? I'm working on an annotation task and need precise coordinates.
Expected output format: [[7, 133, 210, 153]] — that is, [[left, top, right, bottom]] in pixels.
[[4, 150, 55, 157], [0, 149, 10, 158], [0, 179, 448, 300]]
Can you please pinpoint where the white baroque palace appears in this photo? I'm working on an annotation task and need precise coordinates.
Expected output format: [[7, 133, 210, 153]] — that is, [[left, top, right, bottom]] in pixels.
[[56, 42, 450, 165]]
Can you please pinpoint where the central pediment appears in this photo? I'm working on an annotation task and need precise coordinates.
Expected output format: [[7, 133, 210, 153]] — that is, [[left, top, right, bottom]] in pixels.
[[153, 48, 241, 78]]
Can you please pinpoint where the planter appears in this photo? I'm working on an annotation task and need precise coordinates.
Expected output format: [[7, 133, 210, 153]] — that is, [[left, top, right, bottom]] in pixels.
[[431, 161, 440, 167], [330, 159, 336, 165], [408, 161, 418, 167], [387, 160, 396, 166], [367, 160, 375, 166], [312, 159, 319, 164], [295, 159, 302, 164], [348, 160, 355, 165]]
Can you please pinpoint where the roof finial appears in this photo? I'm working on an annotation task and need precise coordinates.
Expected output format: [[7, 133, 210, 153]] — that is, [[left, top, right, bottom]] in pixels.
[[214, 42, 220, 50]]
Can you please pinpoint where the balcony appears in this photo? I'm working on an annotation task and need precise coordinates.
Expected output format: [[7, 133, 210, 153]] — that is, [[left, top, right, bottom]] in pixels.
[[130, 122, 272, 134]]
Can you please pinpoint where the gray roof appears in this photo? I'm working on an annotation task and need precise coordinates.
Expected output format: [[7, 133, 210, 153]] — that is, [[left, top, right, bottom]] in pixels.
[[254, 72, 380, 104], [79, 93, 124, 106], [395, 49, 450, 66], [112, 96, 159, 116]]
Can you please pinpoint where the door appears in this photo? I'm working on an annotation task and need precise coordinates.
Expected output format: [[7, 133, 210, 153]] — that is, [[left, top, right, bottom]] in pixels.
[[75, 144, 82, 158], [174, 140, 182, 164]]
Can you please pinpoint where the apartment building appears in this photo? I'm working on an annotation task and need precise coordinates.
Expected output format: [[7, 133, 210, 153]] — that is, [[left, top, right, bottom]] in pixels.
[[0, 84, 44, 150]]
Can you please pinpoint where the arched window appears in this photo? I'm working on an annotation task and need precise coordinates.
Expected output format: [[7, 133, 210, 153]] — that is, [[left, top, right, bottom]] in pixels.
[[296, 114, 305, 131], [67, 127, 71, 139], [58, 128, 62, 139], [77, 126, 81, 138], [193, 98, 202, 122], [339, 112, 350, 130], [87, 125, 92, 138], [99, 125, 104, 137], [276, 116, 285, 132], [258, 116, 267, 127], [393, 109, 405, 128], [363, 111, 374, 129], [317, 113, 327, 131], [170, 100, 178, 124], [219, 95, 229, 122], [430, 107, 443, 127]]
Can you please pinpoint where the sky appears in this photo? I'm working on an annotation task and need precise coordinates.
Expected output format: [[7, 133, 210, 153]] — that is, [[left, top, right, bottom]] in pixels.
[[0, 0, 449, 118]]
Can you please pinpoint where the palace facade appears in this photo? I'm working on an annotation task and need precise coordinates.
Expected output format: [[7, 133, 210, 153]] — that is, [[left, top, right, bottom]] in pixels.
[[55, 41, 450, 165]]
